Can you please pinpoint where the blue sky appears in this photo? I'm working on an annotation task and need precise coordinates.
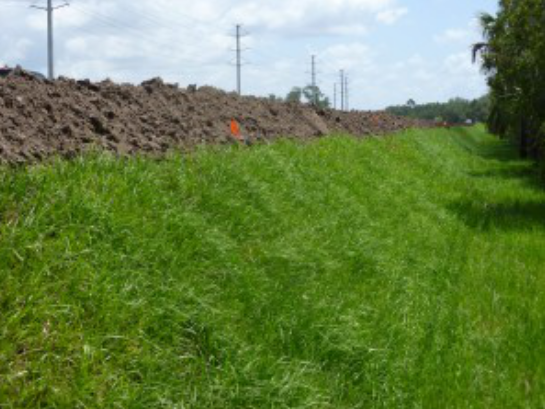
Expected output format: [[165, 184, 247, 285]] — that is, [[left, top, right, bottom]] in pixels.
[[0, 0, 498, 109]]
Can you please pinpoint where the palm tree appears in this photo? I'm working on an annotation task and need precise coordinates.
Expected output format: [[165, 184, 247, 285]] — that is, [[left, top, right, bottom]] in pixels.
[[472, 13, 497, 71]]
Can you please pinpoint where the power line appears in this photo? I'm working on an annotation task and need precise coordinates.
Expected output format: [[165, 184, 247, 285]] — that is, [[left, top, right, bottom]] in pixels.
[[71, 4, 164, 43], [76, 2, 210, 44], [0, 1, 228, 80], [69, 4, 229, 70], [0, 0, 38, 5], [143, 1, 233, 32], [1, 1, 357, 108]]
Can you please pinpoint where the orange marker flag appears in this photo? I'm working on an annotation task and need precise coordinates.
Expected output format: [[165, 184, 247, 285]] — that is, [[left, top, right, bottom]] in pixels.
[[230, 119, 243, 141]]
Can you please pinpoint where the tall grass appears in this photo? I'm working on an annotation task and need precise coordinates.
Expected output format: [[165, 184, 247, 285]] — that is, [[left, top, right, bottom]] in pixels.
[[1, 126, 544, 408]]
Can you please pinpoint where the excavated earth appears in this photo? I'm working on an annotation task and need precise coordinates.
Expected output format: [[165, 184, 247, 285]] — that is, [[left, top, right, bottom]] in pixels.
[[0, 69, 430, 164]]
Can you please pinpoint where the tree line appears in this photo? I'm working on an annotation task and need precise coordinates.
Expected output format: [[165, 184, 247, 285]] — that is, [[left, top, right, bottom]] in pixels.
[[473, 0, 545, 166], [385, 96, 490, 125]]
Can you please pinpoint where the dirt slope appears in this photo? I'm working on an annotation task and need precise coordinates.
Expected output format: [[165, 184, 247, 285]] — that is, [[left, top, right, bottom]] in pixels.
[[0, 69, 429, 164]]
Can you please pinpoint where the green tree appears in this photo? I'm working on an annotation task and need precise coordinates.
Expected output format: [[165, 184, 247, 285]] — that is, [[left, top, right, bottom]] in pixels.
[[473, 1, 545, 161], [286, 87, 303, 103], [303, 85, 330, 109], [286, 86, 330, 109]]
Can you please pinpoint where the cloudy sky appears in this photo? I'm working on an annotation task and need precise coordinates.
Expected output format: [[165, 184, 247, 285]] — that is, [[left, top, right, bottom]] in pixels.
[[0, 0, 497, 109]]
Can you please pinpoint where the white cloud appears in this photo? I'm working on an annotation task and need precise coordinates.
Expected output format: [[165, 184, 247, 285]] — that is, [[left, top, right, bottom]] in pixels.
[[443, 51, 480, 78], [2, 38, 34, 62], [434, 18, 480, 44], [341, 47, 486, 109], [0, 0, 405, 82], [376, 7, 408, 25], [434, 28, 472, 43], [327, 24, 369, 36], [321, 43, 375, 72], [0, 0, 490, 110], [224, 0, 405, 35]]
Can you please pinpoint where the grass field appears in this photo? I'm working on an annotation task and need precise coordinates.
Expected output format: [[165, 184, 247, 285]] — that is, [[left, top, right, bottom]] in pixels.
[[1, 126, 544, 408]]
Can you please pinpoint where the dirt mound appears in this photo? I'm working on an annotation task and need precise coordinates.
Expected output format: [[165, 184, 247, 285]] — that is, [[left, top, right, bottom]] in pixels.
[[0, 69, 429, 164]]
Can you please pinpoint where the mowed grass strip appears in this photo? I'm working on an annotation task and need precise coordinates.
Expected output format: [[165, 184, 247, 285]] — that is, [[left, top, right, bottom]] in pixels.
[[0, 126, 544, 408]]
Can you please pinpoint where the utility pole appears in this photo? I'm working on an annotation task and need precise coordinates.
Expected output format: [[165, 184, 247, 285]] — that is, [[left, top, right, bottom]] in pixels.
[[311, 55, 316, 87], [345, 74, 349, 111], [235, 24, 242, 95], [47, 0, 53, 79], [31, 0, 68, 80], [340, 70, 345, 111], [310, 54, 317, 105], [334, 83, 337, 110]]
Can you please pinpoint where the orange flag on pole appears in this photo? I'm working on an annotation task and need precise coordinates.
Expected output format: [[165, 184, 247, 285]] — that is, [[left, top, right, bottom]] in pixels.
[[230, 119, 242, 141]]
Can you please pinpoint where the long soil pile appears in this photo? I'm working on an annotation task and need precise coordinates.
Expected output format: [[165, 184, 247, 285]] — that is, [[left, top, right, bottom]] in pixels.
[[0, 69, 428, 163]]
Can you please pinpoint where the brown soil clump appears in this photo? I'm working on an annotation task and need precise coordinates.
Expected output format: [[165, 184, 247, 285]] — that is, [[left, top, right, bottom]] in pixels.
[[0, 69, 430, 164]]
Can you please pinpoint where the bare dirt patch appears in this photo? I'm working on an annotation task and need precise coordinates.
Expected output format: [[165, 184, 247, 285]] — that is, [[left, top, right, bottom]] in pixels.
[[0, 69, 429, 164]]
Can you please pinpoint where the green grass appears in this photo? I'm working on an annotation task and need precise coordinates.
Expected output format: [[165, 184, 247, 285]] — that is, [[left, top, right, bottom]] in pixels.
[[1, 126, 544, 408]]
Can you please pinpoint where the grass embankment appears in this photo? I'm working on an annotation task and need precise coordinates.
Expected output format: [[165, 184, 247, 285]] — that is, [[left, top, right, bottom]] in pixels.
[[1, 126, 544, 408]]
